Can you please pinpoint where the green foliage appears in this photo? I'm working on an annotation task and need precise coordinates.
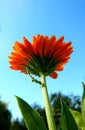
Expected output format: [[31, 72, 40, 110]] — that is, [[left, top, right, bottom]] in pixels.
[[0, 97, 27, 130], [16, 96, 47, 130], [0, 89, 83, 130], [70, 109, 84, 129], [81, 83, 85, 123], [31, 93, 82, 129], [59, 100, 78, 130], [50, 92, 81, 129], [69, 82, 85, 130], [0, 99, 11, 130], [32, 103, 48, 128], [10, 118, 27, 130]]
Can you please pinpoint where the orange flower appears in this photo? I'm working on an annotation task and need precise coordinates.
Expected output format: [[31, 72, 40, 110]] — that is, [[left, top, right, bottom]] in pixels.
[[9, 34, 73, 79]]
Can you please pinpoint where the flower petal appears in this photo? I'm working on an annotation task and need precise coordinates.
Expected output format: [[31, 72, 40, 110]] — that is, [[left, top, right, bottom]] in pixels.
[[49, 72, 58, 79]]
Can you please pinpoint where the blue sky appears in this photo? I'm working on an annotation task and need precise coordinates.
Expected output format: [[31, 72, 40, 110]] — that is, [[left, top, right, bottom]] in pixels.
[[0, 0, 85, 119]]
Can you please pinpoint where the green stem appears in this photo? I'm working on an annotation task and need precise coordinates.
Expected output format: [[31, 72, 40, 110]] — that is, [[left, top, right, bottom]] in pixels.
[[40, 73, 56, 130]]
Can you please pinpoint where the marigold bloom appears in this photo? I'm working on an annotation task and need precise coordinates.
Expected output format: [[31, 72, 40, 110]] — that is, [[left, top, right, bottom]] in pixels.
[[9, 34, 73, 79]]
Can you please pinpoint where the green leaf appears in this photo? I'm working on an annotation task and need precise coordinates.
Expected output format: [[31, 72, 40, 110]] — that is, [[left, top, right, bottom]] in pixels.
[[59, 99, 78, 130], [15, 96, 47, 130], [81, 82, 85, 124], [70, 109, 85, 129]]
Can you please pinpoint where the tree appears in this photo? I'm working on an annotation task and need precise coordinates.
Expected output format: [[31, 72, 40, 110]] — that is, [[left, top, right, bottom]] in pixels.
[[0, 97, 27, 130], [0, 99, 12, 130], [10, 118, 27, 130]]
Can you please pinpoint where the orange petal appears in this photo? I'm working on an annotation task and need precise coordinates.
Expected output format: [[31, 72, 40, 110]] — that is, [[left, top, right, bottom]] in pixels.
[[55, 36, 64, 46], [34, 35, 44, 57], [13, 42, 22, 53], [23, 37, 33, 51], [49, 72, 58, 79], [10, 65, 24, 70], [45, 35, 56, 57], [56, 65, 63, 71], [33, 35, 49, 57]]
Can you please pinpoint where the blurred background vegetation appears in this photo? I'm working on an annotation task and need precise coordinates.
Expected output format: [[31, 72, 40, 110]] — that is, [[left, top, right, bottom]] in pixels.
[[0, 93, 81, 130]]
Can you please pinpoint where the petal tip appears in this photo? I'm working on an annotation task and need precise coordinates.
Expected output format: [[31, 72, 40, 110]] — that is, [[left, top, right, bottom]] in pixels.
[[49, 72, 58, 79]]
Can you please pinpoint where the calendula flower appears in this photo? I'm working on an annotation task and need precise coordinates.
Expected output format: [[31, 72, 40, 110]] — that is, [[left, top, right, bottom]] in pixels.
[[9, 34, 73, 79]]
